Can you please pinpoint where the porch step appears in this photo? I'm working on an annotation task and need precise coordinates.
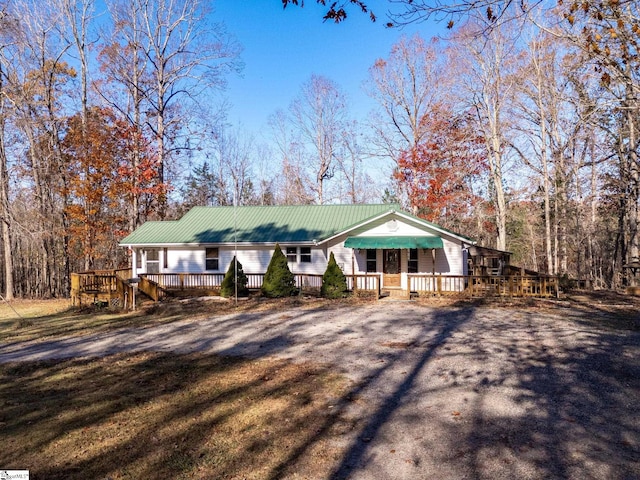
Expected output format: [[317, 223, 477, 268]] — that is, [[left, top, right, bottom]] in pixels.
[[380, 288, 410, 300]]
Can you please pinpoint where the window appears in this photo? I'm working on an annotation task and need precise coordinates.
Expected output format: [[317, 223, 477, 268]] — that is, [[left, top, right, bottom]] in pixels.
[[408, 248, 418, 273], [286, 247, 297, 263], [366, 249, 377, 273], [300, 247, 311, 263], [163, 248, 168, 269], [205, 248, 219, 270], [146, 249, 159, 273], [135, 250, 142, 269]]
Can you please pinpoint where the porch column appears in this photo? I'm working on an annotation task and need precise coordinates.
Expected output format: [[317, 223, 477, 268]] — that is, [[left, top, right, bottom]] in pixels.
[[131, 248, 137, 277], [140, 249, 147, 274], [431, 248, 436, 275], [159, 248, 166, 273], [351, 249, 356, 292], [401, 248, 408, 291]]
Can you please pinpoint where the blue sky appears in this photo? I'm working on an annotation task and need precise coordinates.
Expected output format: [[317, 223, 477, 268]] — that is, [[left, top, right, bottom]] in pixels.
[[214, 1, 445, 139]]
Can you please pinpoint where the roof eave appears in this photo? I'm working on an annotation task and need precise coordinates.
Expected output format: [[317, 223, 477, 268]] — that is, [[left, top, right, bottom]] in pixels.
[[119, 241, 318, 248], [319, 209, 476, 245]]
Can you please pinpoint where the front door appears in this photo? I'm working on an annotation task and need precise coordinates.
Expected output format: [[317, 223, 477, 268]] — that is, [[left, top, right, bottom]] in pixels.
[[383, 249, 401, 287]]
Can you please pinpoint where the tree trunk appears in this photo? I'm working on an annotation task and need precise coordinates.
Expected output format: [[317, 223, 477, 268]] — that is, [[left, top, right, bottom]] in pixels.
[[0, 62, 13, 300], [0, 131, 12, 300]]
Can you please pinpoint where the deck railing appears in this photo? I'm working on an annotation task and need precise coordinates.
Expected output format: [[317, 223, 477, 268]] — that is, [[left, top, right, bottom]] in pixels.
[[141, 272, 556, 298], [142, 273, 225, 291], [71, 270, 135, 308], [408, 274, 558, 297], [72, 270, 557, 308]]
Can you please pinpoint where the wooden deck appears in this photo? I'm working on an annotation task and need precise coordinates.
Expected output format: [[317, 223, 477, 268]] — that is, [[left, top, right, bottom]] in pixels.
[[70, 270, 558, 309], [71, 269, 135, 309]]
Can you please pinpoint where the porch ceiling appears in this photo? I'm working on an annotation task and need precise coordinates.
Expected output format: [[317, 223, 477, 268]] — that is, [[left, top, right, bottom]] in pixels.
[[344, 236, 444, 249]]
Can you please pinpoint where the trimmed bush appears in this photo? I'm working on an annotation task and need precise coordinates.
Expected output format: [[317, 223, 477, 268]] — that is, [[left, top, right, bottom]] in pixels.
[[220, 256, 249, 298], [261, 243, 297, 298], [321, 252, 348, 299]]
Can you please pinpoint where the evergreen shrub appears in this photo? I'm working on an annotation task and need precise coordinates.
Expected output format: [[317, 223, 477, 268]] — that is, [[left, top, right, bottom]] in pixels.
[[261, 243, 297, 298], [220, 256, 249, 298], [321, 252, 348, 299]]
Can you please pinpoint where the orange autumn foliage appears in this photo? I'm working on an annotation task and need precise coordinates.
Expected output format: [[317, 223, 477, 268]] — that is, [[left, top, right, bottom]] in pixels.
[[62, 107, 165, 268], [394, 104, 488, 230]]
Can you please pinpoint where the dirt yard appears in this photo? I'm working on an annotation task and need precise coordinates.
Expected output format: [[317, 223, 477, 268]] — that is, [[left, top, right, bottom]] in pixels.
[[1, 292, 639, 479]]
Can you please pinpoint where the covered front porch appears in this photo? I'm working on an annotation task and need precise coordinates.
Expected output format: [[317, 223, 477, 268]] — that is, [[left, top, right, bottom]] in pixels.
[[344, 235, 452, 298]]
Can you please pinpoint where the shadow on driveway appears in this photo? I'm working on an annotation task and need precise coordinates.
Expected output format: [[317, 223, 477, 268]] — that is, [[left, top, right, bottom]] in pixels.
[[1, 301, 638, 479]]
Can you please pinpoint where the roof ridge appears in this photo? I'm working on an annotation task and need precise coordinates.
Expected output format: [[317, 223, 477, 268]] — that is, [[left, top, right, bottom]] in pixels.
[[188, 203, 399, 209]]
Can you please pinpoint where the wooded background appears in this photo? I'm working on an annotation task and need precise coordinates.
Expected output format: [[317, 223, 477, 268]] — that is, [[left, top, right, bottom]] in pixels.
[[0, 0, 638, 299]]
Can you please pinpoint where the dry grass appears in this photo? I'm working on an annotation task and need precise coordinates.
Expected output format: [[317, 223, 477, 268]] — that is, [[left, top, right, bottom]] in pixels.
[[0, 352, 349, 480], [0, 295, 377, 345], [0, 297, 369, 478], [0, 299, 202, 344]]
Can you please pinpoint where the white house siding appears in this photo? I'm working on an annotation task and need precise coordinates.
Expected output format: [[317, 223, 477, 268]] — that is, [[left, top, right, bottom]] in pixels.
[[160, 245, 328, 275], [222, 247, 273, 275], [326, 242, 355, 275], [434, 238, 465, 275], [165, 248, 206, 273], [361, 217, 441, 238]]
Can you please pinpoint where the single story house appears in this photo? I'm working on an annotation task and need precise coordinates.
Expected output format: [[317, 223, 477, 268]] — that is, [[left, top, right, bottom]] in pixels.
[[119, 204, 477, 294]]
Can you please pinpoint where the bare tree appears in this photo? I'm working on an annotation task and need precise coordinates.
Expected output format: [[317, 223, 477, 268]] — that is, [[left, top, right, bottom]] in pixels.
[[289, 75, 347, 204], [337, 120, 384, 204], [450, 23, 518, 252], [100, 0, 151, 230], [366, 34, 450, 161], [365, 34, 455, 212], [509, 31, 594, 275], [269, 109, 313, 205], [213, 126, 256, 206], [6, 0, 76, 296], [0, 55, 12, 300], [136, 0, 242, 218]]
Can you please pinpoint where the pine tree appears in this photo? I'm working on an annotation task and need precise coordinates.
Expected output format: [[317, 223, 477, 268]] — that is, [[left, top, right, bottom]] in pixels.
[[261, 243, 297, 297], [321, 252, 348, 299], [220, 256, 249, 298]]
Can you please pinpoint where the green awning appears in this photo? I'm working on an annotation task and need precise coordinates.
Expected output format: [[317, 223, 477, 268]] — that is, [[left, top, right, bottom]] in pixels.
[[344, 236, 444, 249]]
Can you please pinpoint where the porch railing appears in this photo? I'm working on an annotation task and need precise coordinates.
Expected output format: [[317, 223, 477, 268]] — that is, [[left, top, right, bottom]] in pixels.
[[408, 274, 558, 297], [78, 270, 557, 306], [137, 272, 383, 299]]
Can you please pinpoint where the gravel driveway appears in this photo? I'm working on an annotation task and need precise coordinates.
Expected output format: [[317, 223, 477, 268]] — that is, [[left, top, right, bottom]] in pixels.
[[2, 300, 639, 479]]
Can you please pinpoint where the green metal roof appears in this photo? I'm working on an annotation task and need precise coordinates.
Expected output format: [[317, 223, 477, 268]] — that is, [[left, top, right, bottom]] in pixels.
[[344, 236, 444, 249], [120, 204, 401, 245], [119, 204, 476, 246]]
